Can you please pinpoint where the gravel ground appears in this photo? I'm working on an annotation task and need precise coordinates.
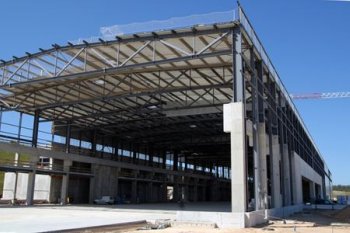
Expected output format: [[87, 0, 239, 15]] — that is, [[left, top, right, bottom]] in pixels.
[[128, 208, 350, 233]]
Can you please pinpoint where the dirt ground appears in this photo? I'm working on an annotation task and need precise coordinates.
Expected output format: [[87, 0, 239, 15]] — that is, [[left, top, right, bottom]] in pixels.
[[127, 207, 350, 233]]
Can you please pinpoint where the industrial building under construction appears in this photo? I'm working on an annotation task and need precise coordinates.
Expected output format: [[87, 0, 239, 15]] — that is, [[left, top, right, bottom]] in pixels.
[[0, 6, 332, 228]]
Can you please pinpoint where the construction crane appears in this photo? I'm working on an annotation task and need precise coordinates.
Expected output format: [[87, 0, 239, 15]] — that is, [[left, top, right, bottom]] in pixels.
[[290, 92, 350, 100]]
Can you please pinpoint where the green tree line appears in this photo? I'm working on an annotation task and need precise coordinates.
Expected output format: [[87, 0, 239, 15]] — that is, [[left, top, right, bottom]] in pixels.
[[333, 185, 350, 192]]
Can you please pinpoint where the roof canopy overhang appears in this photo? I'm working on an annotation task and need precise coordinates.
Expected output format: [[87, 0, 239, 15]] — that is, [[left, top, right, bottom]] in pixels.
[[0, 22, 239, 163]]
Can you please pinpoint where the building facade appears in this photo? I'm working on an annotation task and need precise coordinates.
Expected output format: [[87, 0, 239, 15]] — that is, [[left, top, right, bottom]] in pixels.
[[0, 6, 332, 227]]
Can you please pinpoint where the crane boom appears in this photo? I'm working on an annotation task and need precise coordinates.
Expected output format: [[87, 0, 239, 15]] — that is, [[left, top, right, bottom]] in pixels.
[[290, 92, 350, 100]]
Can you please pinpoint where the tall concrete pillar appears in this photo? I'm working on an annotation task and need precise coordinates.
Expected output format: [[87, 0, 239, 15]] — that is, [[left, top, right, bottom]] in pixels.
[[26, 172, 35, 205], [193, 178, 199, 202], [13, 153, 20, 201], [26, 155, 38, 205], [131, 170, 139, 203], [162, 182, 167, 202], [283, 144, 291, 206], [258, 123, 268, 209], [224, 102, 246, 212], [272, 135, 282, 208], [201, 183, 207, 201], [113, 168, 120, 200], [60, 160, 72, 205], [310, 181, 315, 201], [291, 152, 298, 205], [184, 185, 189, 202], [89, 177, 95, 204], [173, 183, 180, 202], [147, 182, 153, 202], [131, 180, 137, 203]]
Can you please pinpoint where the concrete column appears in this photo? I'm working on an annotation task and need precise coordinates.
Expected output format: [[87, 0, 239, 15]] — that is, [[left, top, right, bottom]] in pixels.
[[291, 152, 298, 205], [131, 170, 138, 203], [224, 102, 246, 212], [147, 182, 153, 202], [26, 172, 35, 205], [14, 153, 19, 165], [112, 168, 120, 199], [272, 135, 282, 208], [131, 180, 137, 203], [283, 144, 291, 206], [193, 178, 199, 202], [162, 182, 167, 202], [201, 184, 207, 201], [258, 123, 268, 209], [26, 155, 38, 205], [310, 181, 315, 202], [89, 177, 95, 204], [13, 153, 20, 201], [173, 180, 180, 202], [184, 184, 189, 202], [60, 160, 72, 205]]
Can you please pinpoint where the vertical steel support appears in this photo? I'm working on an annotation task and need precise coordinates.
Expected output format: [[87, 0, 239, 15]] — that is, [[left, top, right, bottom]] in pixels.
[[54, 50, 58, 76], [162, 151, 167, 169], [1, 66, 5, 85], [288, 146, 294, 204], [278, 93, 286, 206], [216, 161, 219, 178], [173, 150, 178, 171], [32, 110, 40, 147], [0, 107, 3, 131], [27, 59, 31, 79], [267, 77, 275, 208], [228, 25, 247, 213], [184, 153, 188, 171], [65, 122, 71, 153], [91, 130, 97, 156], [148, 145, 153, 167], [84, 48, 87, 72], [17, 112, 23, 142], [114, 138, 119, 161], [250, 48, 262, 210], [232, 27, 244, 102], [132, 144, 137, 164], [78, 131, 82, 154]]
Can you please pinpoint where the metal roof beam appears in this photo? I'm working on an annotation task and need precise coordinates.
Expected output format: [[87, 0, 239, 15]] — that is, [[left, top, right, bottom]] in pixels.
[[2, 49, 231, 90]]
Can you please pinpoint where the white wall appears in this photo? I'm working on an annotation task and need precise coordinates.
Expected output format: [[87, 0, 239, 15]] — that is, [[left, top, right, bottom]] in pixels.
[[292, 152, 323, 204], [1, 173, 51, 201]]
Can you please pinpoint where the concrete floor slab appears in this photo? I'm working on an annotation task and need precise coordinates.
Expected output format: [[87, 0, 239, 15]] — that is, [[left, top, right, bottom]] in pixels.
[[0, 202, 230, 232], [0, 205, 173, 233]]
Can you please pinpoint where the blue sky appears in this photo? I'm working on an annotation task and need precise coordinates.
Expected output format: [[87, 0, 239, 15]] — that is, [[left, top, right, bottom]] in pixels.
[[0, 0, 349, 185]]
